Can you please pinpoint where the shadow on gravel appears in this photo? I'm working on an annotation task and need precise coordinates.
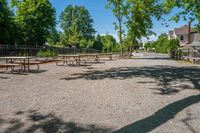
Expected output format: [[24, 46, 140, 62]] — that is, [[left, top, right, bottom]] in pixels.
[[0, 76, 10, 79], [61, 65, 200, 95], [112, 94, 200, 133], [132, 57, 170, 60], [0, 110, 112, 133], [61, 65, 200, 132], [0, 70, 48, 75]]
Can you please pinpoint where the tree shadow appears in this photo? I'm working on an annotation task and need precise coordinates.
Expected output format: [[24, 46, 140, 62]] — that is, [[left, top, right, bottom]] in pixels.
[[0, 70, 48, 75], [132, 57, 170, 60], [60, 64, 200, 131], [0, 76, 10, 79], [112, 94, 200, 133], [61, 65, 200, 95], [0, 110, 112, 133]]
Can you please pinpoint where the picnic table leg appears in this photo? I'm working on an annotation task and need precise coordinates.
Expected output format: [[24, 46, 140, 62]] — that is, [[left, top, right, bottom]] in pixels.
[[110, 55, 112, 60], [23, 59, 26, 72], [6, 59, 8, 71], [78, 56, 80, 65], [28, 58, 31, 72]]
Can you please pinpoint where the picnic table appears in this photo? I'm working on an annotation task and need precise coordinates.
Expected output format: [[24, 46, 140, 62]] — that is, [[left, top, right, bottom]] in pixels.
[[99, 53, 113, 60], [78, 54, 99, 63], [56, 55, 80, 65], [56, 54, 100, 66], [0, 56, 40, 72]]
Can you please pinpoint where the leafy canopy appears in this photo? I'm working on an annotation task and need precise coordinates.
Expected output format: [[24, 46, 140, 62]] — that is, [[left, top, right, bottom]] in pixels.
[[59, 5, 95, 47], [163, 0, 200, 31], [0, 0, 16, 45], [12, 0, 56, 46]]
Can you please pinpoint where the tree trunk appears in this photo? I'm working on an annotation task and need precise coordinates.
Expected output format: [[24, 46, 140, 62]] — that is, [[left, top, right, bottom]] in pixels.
[[129, 45, 132, 57], [118, 19, 123, 58]]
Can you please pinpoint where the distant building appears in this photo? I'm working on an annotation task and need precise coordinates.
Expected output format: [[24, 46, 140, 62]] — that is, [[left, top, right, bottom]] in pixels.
[[168, 22, 200, 46]]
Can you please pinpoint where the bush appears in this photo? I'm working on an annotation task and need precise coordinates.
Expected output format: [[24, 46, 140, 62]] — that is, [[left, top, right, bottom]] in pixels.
[[37, 50, 57, 57]]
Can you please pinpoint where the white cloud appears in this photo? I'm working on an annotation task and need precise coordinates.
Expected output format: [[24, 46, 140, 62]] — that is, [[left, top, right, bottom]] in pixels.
[[142, 35, 158, 43]]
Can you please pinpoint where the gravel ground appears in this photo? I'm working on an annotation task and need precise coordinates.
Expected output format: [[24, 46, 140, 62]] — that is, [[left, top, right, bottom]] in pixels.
[[0, 53, 200, 133]]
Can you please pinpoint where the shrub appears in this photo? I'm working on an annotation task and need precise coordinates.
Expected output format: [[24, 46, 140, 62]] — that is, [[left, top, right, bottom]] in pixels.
[[37, 50, 57, 57]]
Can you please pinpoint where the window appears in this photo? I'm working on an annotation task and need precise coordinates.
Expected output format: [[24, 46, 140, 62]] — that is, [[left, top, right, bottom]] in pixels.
[[180, 36, 184, 41]]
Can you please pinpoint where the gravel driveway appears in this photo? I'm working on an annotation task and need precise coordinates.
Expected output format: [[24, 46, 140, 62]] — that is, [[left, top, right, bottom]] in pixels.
[[0, 53, 200, 133]]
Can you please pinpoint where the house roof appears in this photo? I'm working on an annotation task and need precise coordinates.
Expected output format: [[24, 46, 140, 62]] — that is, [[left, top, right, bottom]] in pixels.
[[174, 25, 189, 35]]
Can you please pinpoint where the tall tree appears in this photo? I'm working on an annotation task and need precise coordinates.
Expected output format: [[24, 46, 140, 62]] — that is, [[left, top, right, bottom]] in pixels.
[[93, 34, 103, 50], [125, 0, 162, 56], [12, 0, 56, 46], [101, 34, 117, 52], [60, 5, 95, 47], [0, 0, 15, 45], [107, 0, 126, 56]]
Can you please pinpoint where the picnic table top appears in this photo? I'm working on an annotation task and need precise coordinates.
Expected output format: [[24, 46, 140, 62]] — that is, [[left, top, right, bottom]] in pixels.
[[78, 54, 99, 56], [0, 56, 33, 59], [58, 55, 79, 57], [58, 54, 99, 57], [99, 53, 113, 55]]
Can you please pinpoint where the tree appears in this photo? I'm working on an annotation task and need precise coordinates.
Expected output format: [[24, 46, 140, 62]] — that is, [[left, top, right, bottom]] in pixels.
[[152, 33, 180, 54], [125, 0, 162, 56], [101, 34, 117, 52], [0, 0, 16, 45], [60, 5, 95, 47], [12, 0, 56, 46], [93, 34, 103, 50], [144, 42, 153, 51], [153, 34, 169, 53], [47, 29, 60, 46], [107, 0, 126, 56], [164, 0, 200, 31]]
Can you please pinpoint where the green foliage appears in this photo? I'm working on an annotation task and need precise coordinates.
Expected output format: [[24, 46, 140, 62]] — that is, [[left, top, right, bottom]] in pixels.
[[152, 34, 180, 53], [37, 50, 57, 57], [47, 29, 60, 46], [168, 38, 180, 52], [93, 34, 103, 50], [125, 0, 162, 54], [13, 0, 56, 46], [163, 0, 200, 31], [106, 0, 126, 55], [101, 34, 117, 52], [59, 5, 95, 47], [0, 0, 16, 45], [144, 42, 153, 51], [107, 0, 163, 55]]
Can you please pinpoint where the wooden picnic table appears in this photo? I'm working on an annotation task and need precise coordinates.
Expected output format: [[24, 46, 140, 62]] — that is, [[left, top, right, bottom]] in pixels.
[[78, 54, 99, 63], [0, 56, 39, 72], [57, 54, 100, 65], [99, 53, 113, 60], [57, 55, 80, 65]]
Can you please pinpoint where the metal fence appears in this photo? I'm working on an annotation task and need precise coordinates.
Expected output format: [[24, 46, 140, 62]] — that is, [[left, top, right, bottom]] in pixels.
[[0, 45, 100, 56]]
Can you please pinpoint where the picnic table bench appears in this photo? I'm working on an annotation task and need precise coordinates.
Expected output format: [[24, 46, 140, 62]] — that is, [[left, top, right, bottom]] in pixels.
[[0, 64, 22, 73], [0, 56, 40, 73]]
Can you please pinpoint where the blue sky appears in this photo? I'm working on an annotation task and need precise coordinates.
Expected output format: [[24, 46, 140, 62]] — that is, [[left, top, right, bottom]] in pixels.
[[50, 0, 116, 35]]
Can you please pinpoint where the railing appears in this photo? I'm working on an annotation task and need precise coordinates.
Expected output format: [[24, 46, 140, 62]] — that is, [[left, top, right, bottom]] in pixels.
[[178, 45, 200, 61]]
